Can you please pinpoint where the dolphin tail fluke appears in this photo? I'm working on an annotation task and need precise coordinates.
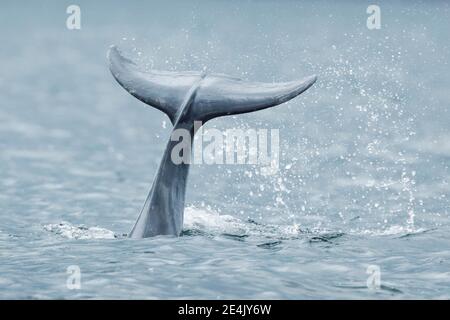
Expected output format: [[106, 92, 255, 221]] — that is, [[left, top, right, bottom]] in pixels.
[[108, 45, 317, 125], [107, 45, 317, 238]]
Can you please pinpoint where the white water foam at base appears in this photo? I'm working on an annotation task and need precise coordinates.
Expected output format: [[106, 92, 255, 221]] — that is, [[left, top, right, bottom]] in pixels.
[[42, 207, 427, 240], [184, 206, 247, 234], [43, 222, 116, 239], [41, 206, 302, 240]]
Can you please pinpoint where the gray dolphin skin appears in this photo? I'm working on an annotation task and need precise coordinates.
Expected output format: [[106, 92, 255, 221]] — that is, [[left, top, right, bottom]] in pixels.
[[107, 45, 317, 238]]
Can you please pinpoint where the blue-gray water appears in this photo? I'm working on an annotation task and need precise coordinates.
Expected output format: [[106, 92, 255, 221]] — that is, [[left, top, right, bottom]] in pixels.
[[1, 0, 449, 299]]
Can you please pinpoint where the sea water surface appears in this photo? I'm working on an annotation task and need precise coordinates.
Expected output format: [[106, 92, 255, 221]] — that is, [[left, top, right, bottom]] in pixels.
[[0, 0, 449, 299]]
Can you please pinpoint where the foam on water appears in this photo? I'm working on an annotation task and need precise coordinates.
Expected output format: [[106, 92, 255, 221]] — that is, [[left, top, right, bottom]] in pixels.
[[184, 206, 247, 235], [41, 206, 305, 241], [43, 206, 426, 242], [43, 222, 116, 240]]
